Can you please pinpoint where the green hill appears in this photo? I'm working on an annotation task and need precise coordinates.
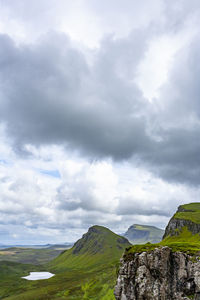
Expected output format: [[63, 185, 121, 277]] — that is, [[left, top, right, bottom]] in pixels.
[[125, 202, 200, 257], [49, 225, 130, 272], [124, 224, 164, 244], [0, 225, 130, 300]]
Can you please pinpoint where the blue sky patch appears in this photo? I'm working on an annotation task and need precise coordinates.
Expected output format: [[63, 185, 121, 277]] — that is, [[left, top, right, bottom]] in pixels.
[[39, 169, 61, 178]]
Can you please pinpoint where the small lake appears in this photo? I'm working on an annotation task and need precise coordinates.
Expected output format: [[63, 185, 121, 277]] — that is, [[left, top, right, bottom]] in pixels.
[[22, 272, 55, 280]]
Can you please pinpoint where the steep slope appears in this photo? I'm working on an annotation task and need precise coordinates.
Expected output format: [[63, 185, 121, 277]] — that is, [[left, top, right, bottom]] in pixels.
[[1, 225, 130, 300], [50, 225, 130, 271], [124, 224, 164, 244], [115, 202, 200, 300], [163, 202, 200, 238], [161, 202, 200, 252], [115, 246, 200, 300]]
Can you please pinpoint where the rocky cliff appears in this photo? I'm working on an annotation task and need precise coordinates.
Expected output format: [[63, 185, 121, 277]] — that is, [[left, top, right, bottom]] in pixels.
[[114, 246, 200, 300], [163, 204, 200, 239], [114, 203, 200, 300]]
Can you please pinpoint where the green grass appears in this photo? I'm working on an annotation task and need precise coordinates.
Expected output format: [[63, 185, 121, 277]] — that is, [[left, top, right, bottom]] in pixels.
[[125, 226, 200, 259], [0, 226, 129, 300], [0, 247, 63, 265], [49, 225, 130, 271], [0, 261, 42, 299], [174, 202, 200, 224], [3, 267, 116, 300], [125, 203, 200, 259]]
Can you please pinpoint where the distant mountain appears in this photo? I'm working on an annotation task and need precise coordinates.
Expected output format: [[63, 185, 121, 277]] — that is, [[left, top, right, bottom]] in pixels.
[[0, 247, 63, 264], [47, 243, 73, 250], [0, 225, 130, 300], [124, 224, 164, 244], [49, 225, 130, 271], [0, 242, 73, 250]]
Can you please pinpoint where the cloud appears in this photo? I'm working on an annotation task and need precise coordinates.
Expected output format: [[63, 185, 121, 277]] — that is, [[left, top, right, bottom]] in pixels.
[[56, 161, 119, 213], [1, 27, 200, 186], [0, 30, 154, 160], [0, 137, 199, 244], [0, 0, 164, 46], [139, 35, 200, 185], [1, 0, 200, 243]]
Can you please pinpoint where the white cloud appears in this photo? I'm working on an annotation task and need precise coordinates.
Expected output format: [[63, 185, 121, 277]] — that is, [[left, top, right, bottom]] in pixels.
[[0, 136, 199, 243], [0, 0, 164, 47], [0, 0, 200, 244]]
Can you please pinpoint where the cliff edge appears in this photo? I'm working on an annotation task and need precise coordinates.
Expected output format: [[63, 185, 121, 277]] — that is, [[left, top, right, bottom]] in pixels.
[[115, 246, 200, 300], [163, 203, 200, 239], [114, 202, 200, 300]]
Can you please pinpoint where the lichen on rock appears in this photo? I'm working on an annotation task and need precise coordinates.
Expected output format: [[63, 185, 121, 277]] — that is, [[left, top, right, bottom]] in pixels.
[[114, 246, 200, 300]]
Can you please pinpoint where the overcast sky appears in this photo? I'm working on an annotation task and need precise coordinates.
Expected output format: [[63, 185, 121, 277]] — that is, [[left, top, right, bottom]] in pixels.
[[0, 0, 200, 244]]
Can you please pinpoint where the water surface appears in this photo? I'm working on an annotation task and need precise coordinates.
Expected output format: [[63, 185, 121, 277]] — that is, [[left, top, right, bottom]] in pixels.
[[22, 272, 54, 280]]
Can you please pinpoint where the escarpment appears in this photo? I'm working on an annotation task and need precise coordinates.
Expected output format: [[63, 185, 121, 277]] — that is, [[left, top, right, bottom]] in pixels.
[[115, 246, 200, 300], [163, 204, 200, 239], [115, 203, 200, 300]]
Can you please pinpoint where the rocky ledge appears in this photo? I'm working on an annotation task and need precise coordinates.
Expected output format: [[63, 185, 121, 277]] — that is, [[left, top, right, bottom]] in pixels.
[[163, 204, 200, 239], [163, 217, 200, 239], [114, 246, 200, 300]]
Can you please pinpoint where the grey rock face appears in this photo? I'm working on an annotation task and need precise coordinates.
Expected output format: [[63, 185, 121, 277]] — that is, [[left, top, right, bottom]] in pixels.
[[163, 205, 200, 239], [114, 247, 200, 300], [163, 217, 200, 239]]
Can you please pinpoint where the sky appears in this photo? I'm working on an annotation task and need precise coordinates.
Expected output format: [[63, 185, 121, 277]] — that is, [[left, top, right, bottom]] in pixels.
[[0, 0, 200, 244]]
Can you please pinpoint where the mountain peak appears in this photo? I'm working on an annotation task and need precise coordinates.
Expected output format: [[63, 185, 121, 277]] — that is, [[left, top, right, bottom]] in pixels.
[[72, 225, 130, 255], [124, 224, 164, 244], [50, 225, 131, 272], [87, 225, 111, 233]]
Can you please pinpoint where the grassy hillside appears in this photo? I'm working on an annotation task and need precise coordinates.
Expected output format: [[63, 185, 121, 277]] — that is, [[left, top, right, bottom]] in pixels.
[[125, 203, 200, 258], [49, 225, 130, 271], [124, 224, 164, 244], [0, 225, 130, 300], [174, 202, 200, 223], [0, 261, 41, 299], [0, 247, 63, 265], [125, 227, 200, 257]]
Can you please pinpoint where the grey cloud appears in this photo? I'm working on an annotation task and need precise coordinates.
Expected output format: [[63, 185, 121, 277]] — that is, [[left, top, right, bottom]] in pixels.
[[116, 198, 171, 217], [163, 0, 200, 31], [0, 8, 200, 187], [141, 38, 200, 185], [2, 0, 200, 245], [0, 30, 153, 160], [56, 178, 112, 213]]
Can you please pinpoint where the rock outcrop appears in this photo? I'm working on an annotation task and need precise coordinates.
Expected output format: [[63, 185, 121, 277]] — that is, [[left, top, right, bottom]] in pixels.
[[114, 246, 200, 300], [163, 217, 200, 239], [115, 203, 200, 300], [163, 205, 200, 239]]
